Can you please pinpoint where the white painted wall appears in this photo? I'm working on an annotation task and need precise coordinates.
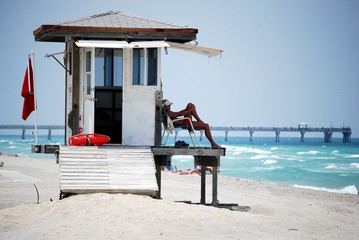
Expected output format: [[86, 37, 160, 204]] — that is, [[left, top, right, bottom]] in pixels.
[[122, 48, 161, 146], [75, 46, 161, 146], [122, 88, 157, 146]]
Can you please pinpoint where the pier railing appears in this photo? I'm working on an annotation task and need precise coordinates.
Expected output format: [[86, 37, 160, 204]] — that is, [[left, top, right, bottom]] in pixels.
[[186, 126, 352, 143], [208, 126, 352, 143], [0, 125, 352, 143]]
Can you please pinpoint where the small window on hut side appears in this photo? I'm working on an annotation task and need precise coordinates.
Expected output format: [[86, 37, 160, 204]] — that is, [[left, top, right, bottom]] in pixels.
[[147, 48, 158, 86], [132, 49, 144, 85], [132, 48, 158, 86]]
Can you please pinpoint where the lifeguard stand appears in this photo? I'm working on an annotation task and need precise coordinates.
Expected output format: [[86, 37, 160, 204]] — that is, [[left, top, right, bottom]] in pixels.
[[35, 11, 203, 146], [34, 11, 226, 206]]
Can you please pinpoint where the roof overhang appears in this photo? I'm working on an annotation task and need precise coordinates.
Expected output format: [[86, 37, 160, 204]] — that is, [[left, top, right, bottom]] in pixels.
[[75, 40, 223, 58], [33, 25, 198, 43]]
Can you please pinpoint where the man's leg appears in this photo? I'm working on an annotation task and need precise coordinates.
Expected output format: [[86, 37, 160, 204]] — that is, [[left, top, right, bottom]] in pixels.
[[185, 103, 203, 122], [193, 121, 220, 148]]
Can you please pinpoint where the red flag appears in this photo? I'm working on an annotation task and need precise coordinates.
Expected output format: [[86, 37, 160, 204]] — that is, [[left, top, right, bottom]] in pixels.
[[21, 57, 35, 120]]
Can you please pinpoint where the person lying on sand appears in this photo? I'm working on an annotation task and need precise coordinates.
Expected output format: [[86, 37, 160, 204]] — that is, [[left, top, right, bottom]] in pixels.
[[178, 168, 201, 176]]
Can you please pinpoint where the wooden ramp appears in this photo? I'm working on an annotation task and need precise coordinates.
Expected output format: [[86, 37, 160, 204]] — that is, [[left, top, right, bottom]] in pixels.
[[59, 145, 158, 197]]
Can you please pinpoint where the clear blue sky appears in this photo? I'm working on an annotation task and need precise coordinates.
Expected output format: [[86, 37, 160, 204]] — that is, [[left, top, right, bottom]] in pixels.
[[1, 0, 358, 137]]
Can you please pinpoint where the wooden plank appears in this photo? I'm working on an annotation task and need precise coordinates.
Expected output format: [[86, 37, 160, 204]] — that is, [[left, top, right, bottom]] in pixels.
[[151, 147, 226, 156], [194, 156, 220, 167], [59, 146, 158, 196]]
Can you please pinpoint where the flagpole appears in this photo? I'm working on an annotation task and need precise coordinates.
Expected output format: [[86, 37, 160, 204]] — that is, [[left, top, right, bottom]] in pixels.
[[31, 51, 38, 145]]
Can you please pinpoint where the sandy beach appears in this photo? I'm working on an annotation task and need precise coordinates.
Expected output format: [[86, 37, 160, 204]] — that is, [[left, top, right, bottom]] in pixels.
[[0, 154, 358, 240]]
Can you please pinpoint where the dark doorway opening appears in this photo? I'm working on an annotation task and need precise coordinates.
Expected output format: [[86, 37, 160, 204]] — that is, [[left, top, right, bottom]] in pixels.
[[95, 87, 122, 144]]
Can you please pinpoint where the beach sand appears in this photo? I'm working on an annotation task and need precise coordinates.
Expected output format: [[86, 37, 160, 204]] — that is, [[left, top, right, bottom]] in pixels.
[[0, 154, 358, 240]]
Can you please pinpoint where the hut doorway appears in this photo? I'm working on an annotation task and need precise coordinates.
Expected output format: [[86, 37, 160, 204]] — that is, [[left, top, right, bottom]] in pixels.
[[79, 47, 122, 144]]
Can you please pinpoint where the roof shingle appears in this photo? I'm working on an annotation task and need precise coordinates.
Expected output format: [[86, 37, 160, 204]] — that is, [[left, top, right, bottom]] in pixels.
[[34, 11, 198, 43], [56, 11, 190, 29]]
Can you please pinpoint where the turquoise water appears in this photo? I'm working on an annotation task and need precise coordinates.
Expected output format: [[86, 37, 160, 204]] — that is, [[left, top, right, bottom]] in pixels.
[[169, 136, 359, 194], [1, 134, 358, 194]]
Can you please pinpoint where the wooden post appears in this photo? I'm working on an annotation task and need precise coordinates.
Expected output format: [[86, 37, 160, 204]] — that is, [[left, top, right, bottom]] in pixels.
[[195, 155, 220, 206], [212, 166, 218, 206], [155, 157, 162, 199], [153, 154, 171, 199], [71, 42, 80, 135], [154, 91, 163, 146], [200, 166, 206, 204]]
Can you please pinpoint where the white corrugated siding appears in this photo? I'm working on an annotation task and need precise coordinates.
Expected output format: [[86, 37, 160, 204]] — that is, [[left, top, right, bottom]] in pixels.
[[59, 146, 158, 196]]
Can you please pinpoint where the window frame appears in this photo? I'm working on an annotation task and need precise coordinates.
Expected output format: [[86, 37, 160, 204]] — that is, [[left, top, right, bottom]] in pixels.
[[95, 48, 124, 87], [131, 47, 159, 87]]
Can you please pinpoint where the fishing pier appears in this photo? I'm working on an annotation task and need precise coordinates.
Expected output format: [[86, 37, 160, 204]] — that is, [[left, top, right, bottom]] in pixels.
[[1, 124, 352, 143], [184, 125, 352, 143], [0, 124, 64, 140]]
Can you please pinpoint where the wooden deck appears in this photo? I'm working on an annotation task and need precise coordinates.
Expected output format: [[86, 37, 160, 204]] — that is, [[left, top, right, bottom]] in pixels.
[[151, 146, 226, 206]]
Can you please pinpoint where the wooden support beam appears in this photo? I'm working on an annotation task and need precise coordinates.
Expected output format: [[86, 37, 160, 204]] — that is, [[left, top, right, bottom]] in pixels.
[[153, 155, 172, 199], [71, 42, 80, 135], [152, 147, 224, 206], [201, 166, 206, 204], [154, 91, 163, 147], [194, 156, 220, 167]]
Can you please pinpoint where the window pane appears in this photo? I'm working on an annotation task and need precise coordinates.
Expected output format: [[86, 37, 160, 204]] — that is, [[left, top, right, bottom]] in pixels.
[[104, 49, 113, 86], [95, 49, 104, 86], [147, 48, 158, 86], [132, 49, 144, 85], [114, 49, 123, 86], [86, 51, 91, 72], [86, 74, 91, 95]]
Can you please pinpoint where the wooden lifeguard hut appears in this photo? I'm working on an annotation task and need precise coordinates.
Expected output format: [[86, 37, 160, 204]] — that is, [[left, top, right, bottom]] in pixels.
[[34, 11, 225, 205]]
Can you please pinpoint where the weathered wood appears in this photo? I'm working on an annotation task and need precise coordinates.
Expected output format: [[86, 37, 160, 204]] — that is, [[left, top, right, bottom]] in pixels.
[[152, 146, 225, 205], [200, 166, 206, 204], [59, 146, 158, 197], [71, 41, 80, 135], [212, 167, 218, 206], [31, 144, 59, 154], [194, 156, 220, 167], [154, 91, 163, 147], [151, 147, 225, 157], [34, 25, 198, 43], [153, 155, 172, 199]]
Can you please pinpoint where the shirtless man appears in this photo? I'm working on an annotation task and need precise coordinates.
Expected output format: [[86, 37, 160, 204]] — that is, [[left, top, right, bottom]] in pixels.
[[162, 99, 220, 148]]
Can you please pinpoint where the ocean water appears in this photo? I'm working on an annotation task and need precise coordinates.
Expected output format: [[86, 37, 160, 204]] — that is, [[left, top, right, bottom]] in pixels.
[[170, 136, 359, 195], [1, 134, 358, 194]]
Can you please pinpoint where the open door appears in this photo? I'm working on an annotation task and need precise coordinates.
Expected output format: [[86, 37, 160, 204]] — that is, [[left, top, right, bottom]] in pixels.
[[94, 48, 123, 144], [82, 48, 95, 134]]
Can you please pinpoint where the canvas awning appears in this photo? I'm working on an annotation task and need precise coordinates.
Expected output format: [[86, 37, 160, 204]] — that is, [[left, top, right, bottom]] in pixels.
[[165, 41, 223, 58], [75, 40, 223, 57], [75, 40, 132, 48]]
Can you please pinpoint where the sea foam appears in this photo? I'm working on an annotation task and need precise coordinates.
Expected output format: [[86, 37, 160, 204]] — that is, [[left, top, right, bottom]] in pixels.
[[294, 184, 358, 195], [262, 160, 277, 165], [297, 150, 320, 155]]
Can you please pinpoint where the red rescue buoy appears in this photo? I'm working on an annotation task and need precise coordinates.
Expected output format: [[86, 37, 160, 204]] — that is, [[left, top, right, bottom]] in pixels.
[[68, 133, 111, 146]]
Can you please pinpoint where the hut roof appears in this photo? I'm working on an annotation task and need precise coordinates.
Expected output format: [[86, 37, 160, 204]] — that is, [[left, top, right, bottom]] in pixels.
[[34, 11, 198, 43]]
